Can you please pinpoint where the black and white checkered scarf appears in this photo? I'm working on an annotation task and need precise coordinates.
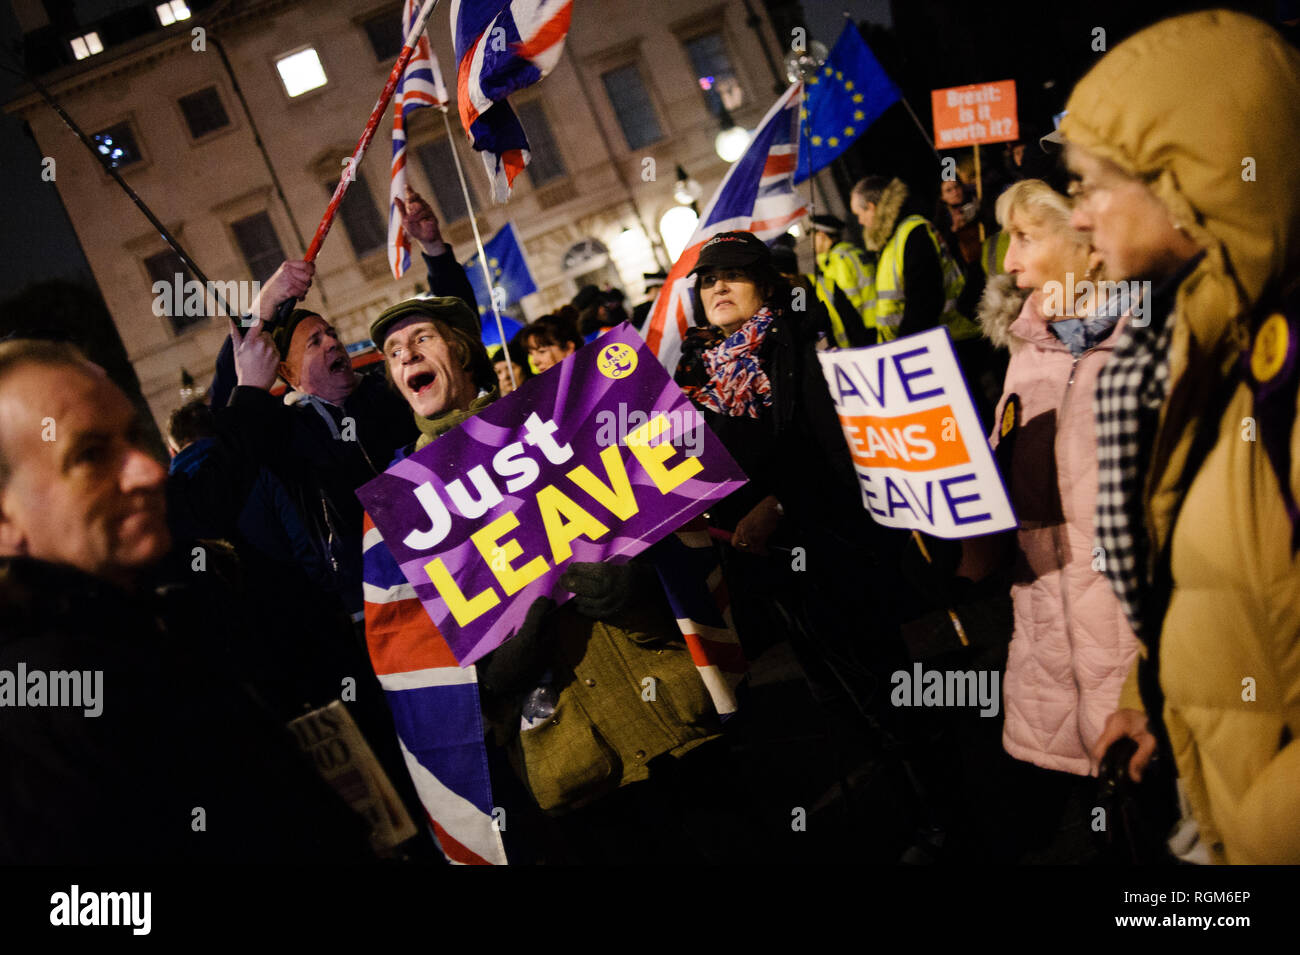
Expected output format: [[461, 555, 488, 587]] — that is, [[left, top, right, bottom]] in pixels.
[[1092, 255, 1204, 642]]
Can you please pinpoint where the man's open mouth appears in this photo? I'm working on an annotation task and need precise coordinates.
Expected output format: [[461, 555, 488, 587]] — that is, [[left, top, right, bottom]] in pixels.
[[329, 355, 350, 373], [407, 371, 436, 394]]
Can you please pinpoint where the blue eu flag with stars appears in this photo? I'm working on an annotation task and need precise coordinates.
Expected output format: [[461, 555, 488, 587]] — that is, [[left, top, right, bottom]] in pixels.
[[795, 23, 901, 183], [465, 222, 538, 325]]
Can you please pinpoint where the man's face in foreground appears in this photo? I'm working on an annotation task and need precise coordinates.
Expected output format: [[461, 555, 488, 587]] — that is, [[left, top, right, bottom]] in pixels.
[[0, 363, 170, 588]]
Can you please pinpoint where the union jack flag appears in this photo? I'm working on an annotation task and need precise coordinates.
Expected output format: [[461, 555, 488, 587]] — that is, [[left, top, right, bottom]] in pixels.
[[362, 513, 506, 865], [451, 0, 573, 201], [361, 513, 745, 864], [643, 519, 746, 716], [388, 0, 450, 280], [644, 82, 808, 374]]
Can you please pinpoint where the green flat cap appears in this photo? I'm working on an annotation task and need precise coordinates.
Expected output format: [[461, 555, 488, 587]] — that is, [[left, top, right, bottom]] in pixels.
[[369, 296, 480, 351]]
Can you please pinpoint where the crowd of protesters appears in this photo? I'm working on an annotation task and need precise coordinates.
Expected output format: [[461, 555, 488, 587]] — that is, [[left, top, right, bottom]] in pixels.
[[0, 9, 1297, 866]]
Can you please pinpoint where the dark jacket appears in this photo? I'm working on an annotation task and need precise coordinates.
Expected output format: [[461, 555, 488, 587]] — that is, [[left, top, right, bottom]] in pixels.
[[205, 249, 476, 615], [674, 290, 869, 537], [0, 556, 372, 864], [222, 371, 418, 616]]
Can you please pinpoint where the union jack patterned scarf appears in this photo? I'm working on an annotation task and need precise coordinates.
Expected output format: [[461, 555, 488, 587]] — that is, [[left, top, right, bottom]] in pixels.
[[682, 307, 775, 419]]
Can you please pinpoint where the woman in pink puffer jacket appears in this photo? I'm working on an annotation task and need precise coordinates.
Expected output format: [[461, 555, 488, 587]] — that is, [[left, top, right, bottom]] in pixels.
[[981, 180, 1140, 784]]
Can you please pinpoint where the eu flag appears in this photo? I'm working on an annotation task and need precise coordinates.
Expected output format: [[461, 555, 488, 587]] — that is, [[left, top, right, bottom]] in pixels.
[[465, 222, 538, 323], [795, 23, 901, 183]]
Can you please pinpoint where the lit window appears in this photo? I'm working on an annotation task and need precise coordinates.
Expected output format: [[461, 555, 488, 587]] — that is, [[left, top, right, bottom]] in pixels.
[[275, 48, 328, 98], [156, 1, 192, 26], [70, 32, 103, 61], [684, 32, 743, 117], [91, 122, 143, 169]]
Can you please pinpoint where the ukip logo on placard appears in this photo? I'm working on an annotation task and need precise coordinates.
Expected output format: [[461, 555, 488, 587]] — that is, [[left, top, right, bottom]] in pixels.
[[596, 342, 638, 380]]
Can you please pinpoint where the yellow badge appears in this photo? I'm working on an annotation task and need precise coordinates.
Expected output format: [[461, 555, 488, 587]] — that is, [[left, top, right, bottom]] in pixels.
[[1000, 395, 1019, 439], [1251, 313, 1289, 384], [597, 342, 638, 380]]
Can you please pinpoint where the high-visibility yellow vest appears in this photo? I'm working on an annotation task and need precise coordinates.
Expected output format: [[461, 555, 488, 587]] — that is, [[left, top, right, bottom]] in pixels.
[[813, 241, 877, 348], [982, 229, 1011, 278], [873, 215, 981, 342]]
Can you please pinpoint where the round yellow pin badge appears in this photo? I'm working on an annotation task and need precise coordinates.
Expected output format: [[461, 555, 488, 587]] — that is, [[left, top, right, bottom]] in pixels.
[[597, 342, 638, 380], [1250, 313, 1289, 384]]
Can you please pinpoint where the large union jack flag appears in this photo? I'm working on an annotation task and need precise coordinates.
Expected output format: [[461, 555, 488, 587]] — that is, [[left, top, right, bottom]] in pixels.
[[388, 0, 450, 280], [361, 511, 745, 864], [451, 0, 573, 201], [644, 82, 808, 374], [362, 513, 507, 865]]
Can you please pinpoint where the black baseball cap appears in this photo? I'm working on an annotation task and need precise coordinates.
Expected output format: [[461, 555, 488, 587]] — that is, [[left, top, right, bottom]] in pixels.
[[689, 231, 772, 275]]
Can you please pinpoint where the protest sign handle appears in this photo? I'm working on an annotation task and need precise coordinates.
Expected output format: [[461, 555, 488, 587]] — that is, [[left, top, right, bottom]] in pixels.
[[910, 530, 970, 647]]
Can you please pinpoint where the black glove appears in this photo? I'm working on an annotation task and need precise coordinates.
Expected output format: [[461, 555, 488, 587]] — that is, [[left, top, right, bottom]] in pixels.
[[559, 561, 652, 620], [475, 596, 555, 697]]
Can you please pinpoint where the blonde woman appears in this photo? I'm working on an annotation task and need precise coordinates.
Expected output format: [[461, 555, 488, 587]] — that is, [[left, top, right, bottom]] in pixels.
[[977, 178, 1140, 860]]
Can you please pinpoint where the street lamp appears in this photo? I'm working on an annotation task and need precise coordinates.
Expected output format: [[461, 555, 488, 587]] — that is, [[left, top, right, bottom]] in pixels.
[[659, 206, 699, 262], [714, 105, 750, 163], [673, 165, 702, 206]]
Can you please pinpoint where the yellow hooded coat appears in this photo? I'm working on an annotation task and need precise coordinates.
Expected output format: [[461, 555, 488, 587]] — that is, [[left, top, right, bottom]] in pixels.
[[1061, 10, 1300, 864]]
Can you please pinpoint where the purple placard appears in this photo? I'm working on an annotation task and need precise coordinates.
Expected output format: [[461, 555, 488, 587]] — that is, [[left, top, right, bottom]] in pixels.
[[356, 323, 747, 666]]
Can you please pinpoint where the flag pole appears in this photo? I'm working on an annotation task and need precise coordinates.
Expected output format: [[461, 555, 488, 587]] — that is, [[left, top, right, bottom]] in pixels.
[[304, 0, 442, 263], [262, 0, 441, 330], [441, 107, 517, 391], [901, 96, 943, 163]]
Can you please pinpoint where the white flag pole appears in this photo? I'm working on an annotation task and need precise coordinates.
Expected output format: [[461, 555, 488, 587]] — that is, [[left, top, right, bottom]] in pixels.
[[441, 107, 517, 391]]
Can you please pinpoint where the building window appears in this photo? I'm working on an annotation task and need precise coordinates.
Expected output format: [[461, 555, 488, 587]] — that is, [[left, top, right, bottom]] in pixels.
[[362, 10, 404, 61], [276, 48, 328, 97], [145, 249, 203, 335], [516, 100, 566, 186], [324, 175, 386, 258], [682, 31, 744, 116], [231, 212, 285, 284], [416, 138, 472, 223], [601, 65, 663, 150], [155, 1, 191, 26], [91, 122, 142, 170], [178, 88, 230, 139], [70, 32, 103, 61]]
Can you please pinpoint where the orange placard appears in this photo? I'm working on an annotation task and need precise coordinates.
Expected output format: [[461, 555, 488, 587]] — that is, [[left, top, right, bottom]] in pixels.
[[838, 405, 969, 473], [930, 80, 1018, 147]]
